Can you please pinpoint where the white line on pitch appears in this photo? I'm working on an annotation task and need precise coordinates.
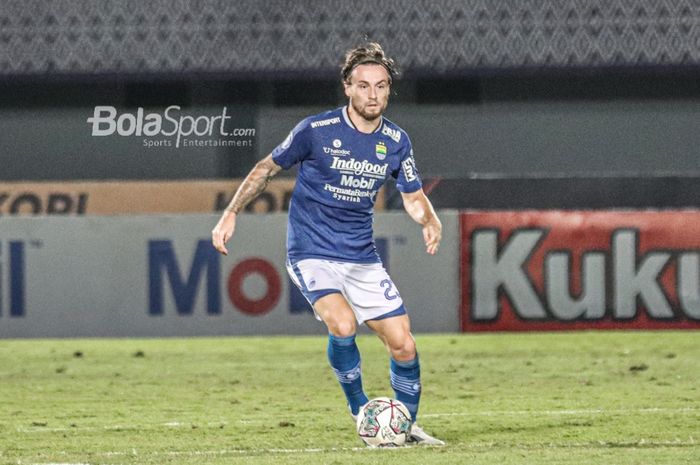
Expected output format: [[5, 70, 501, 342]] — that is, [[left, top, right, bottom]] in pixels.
[[16, 407, 699, 434], [421, 407, 700, 418], [89, 447, 372, 457]]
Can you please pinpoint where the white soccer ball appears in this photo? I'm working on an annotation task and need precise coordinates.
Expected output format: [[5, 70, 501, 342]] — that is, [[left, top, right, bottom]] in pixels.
[[356, 397, 412, 447]]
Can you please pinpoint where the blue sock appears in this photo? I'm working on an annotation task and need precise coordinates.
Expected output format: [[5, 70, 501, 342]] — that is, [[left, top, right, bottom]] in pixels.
[[327, 334, 368, 415], [390, 356, 421, 422]]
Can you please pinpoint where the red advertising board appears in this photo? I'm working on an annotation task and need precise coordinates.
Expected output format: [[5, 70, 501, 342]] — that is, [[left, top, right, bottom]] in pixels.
[[461, 211, 700, 331]]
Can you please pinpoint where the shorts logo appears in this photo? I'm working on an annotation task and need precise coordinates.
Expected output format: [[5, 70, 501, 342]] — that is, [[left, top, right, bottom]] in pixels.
[[333, 139, 342, 148], [375, 142, 387, 160]]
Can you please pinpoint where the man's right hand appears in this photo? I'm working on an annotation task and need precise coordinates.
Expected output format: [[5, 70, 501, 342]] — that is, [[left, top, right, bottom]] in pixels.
[[212, 154, 282, 255], [211, 210, 237, 255]]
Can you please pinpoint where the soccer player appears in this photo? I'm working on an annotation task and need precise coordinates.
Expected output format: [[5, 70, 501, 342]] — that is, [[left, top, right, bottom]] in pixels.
[[212, 43, 444, 446]]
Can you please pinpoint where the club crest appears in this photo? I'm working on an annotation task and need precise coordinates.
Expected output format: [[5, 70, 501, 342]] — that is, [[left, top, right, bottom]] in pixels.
[[375, 142, 387, 160]]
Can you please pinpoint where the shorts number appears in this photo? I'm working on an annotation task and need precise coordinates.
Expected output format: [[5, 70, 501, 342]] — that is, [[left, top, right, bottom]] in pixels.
[[380, 279, 399, 301]]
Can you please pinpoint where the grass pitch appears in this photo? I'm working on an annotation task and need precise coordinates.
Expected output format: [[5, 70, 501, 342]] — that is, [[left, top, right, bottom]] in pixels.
[[0, 331, 698, 465]]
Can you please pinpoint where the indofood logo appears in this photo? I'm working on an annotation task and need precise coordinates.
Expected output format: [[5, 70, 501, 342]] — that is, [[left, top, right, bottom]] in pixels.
[[330, 157, 387, 178], [86, 105, 256, 148]]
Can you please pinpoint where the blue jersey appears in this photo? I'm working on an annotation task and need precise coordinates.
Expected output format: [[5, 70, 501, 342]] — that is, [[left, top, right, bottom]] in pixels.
[[272, 106, 422, 263]]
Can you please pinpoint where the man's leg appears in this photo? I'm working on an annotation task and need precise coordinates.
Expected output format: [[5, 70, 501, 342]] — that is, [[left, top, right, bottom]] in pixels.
[[314, 293, 368, 416], [366, 314, 445, 445], [365, 314, 421, 420]]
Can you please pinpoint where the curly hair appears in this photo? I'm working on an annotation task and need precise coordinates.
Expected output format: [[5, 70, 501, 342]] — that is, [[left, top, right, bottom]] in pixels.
[[341, 42, 399, 84]]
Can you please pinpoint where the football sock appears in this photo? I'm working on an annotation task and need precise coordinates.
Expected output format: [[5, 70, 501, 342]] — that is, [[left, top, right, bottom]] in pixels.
[[327, 334, 368, 416], [390, 355, 421, 422]]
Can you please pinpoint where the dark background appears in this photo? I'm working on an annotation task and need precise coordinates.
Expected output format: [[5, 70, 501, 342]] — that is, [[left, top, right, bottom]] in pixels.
[[2, 0, 700, 209]]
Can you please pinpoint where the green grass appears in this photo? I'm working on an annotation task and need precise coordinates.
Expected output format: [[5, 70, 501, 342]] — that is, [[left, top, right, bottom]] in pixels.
[[0, 331, 698, 465]]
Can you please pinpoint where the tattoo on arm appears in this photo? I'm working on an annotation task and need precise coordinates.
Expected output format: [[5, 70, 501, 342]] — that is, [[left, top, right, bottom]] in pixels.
[[225, 156, 282, 214]]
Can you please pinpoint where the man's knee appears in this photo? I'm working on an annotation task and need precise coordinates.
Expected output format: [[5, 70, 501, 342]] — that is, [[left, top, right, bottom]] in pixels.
[[314, 294, 356, 337], [389, 334, 416, 361], [329, 319, 357, 338]]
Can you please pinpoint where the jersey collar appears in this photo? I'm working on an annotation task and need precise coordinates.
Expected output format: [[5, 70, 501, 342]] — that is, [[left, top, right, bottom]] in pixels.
[[342, 106, 383, 134]]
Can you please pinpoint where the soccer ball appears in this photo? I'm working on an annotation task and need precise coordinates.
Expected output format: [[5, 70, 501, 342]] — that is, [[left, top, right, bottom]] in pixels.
[[356, 397, 412, 447]]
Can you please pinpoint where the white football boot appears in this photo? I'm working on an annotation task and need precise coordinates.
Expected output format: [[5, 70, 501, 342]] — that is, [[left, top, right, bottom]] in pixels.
[[406, 423, 446, 446]]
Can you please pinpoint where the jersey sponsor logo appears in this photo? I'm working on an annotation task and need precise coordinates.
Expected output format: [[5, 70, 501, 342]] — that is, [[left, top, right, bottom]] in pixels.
[[381, 125, 401, 142], [323, 147, 351, 156], [402, 156, 418, 182], [310, 117, 341, 128], [324, 184, 375, 203], [330, 157, 388, 178], [340, 174, 377, 190]]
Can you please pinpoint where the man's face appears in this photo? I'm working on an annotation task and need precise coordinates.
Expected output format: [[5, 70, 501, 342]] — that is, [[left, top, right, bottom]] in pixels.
[[344, 63, 390, 121]]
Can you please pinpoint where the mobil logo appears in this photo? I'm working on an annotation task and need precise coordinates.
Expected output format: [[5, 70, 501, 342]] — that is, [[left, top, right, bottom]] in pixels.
[[149, 239, 281, 316], [148, 238, 391, 317]]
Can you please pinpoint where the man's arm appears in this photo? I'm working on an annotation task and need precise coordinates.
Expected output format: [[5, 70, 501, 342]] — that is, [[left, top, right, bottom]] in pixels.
[[211, 154, 283, 255], [400, 189, 442, 255]]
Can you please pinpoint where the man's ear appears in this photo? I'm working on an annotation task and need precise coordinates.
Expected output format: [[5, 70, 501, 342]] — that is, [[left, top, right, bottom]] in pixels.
[[343, 81, 351, 99]]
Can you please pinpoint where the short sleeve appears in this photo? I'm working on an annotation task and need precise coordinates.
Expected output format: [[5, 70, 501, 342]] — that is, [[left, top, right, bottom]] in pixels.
[[271, 118, 312, 169], [394, 138, 423, 193]]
